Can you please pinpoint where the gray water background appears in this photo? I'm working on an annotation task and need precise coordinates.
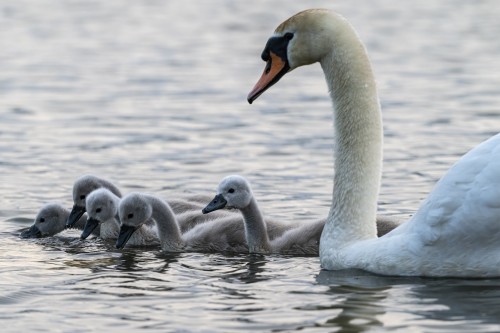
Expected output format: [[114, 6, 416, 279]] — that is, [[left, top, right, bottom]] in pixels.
[[2, 0, 500, 332]]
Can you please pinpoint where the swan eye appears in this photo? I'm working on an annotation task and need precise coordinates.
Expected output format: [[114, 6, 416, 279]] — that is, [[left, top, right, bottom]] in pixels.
[[128, 213, 134, 219], [80, 195, 85, 200], [39, 218, 45, 223], [96, 208, 102, 213], [228, 188, 235, 194], [284, 32, 294, 40]]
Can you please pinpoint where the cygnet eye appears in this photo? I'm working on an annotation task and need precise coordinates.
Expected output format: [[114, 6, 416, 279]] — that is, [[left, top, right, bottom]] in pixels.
[[39, 217, 45, 223], [80, 195, 86, 200], [96, 208, 102, 213], [127, 213, 134, 219], [284, 32, 294, 40], [228, 188, 235, 194]]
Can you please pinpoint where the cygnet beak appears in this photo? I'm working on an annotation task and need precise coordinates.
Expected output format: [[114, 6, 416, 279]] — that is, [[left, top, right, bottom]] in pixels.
[[80, 217, 100, 240], [20, 224, 42, 238], [67, 204, 86, 228], [116, 224, 138, 249], [202, 194, 228, 214]]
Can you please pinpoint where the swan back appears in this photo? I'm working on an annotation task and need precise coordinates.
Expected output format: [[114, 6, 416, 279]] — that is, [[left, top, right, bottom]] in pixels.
[[176, 208, 237, 234], [169, 192, 241, 233], [182, 215, 248, 253], [271, 219, 325, 255], [168, 194, 213, 215]]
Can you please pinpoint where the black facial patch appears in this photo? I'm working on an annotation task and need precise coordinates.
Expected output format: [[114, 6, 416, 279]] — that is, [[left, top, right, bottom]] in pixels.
[[247, 32, 295, 104], [261, 32, 294, 64]]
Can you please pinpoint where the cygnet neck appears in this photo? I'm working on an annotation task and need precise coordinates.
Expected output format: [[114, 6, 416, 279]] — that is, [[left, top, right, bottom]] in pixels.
[[145, 194, 184, 251], [240, 196, 271, 253]]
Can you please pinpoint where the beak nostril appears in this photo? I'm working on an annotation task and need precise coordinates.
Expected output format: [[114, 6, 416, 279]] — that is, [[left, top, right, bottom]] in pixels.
[[264, 61, 272, 74]]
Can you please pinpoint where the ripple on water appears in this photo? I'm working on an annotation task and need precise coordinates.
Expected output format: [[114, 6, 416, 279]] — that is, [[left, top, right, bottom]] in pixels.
[[2, 0, 500, 332]]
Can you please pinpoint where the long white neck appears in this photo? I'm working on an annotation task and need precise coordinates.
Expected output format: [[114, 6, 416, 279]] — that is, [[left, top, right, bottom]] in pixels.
[[319, 26, 383, 250], [145, 195, 184, 251], [240, 197, 271, 253]]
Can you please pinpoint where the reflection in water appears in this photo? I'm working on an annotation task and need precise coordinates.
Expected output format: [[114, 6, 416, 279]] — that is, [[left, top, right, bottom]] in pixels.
[[150, 252, 182, 273], [410, 280, 500, 327], [315, 270, 392, 332], [316, 270, 500, 331], [114, 250, 144, 271], [220, 254, 268, 284], [3, 0, 500, 331]]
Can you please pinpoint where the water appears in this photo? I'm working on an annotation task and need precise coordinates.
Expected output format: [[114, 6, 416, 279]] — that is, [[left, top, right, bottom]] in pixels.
[[2, 0, 500, 331]]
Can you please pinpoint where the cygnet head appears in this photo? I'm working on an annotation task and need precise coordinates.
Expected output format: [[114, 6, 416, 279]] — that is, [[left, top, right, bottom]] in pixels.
[[80, 188, 118, 240], [67, 175, 121, 228], [116, 193, 152, 249], [248, 9, 349, 103], [202, 175, 254, 214], [20, 203, 68, 238]]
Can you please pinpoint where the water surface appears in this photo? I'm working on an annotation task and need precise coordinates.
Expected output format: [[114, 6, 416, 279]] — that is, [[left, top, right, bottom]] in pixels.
[[2, 0, 500, 332]]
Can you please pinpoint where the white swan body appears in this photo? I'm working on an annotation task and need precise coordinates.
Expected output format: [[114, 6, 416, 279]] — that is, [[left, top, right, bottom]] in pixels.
[[116, 192, 250, 253], [248, 9, 500, 277], [20, 203, 90, 238], [203, 175, 400, 255], [84, 188, 159, 246]]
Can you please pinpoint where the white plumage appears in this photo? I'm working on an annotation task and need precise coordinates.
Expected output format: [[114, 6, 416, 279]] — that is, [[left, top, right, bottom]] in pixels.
[[249, 9, 500, 277]]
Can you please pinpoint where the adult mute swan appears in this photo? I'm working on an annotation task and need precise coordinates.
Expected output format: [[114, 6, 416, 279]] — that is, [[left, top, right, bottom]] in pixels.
[[116, 192, 250, 252], [20, 203, 91, 238], [82, 188, 159, 246], [203, 175, 399, 255], [248, 9, 500, 277]]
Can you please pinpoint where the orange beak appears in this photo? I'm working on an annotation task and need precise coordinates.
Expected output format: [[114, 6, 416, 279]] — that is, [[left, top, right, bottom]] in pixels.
[[247, 52, 288, 104]]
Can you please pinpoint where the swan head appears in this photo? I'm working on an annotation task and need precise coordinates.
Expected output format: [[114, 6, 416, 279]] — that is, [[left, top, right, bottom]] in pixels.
[[81, 188, 118, 240], [67, 175, 103, 227], [67, 175, 122, 228], [203, 175, 253, 213], [248, 9, 348, 103], [21, 203, 67, 238], [116, 193, 152, 249]]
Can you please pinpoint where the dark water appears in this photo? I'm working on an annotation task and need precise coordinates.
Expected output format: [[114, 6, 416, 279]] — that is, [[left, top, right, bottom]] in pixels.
[[2, 0, 500, 332]]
